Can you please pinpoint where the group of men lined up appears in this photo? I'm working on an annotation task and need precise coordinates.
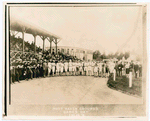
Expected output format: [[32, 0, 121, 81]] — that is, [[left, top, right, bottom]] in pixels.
[[10, 59, 107, 83], [10, 59, 142, 83]]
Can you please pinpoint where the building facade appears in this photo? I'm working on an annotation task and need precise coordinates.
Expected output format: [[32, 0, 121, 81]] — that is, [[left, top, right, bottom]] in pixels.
[[45, 46, 93, 61]]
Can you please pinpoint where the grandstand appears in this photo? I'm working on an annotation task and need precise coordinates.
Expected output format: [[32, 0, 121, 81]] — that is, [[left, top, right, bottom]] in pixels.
[[10, 35, 80, 67], [10, 16, 61, 54]]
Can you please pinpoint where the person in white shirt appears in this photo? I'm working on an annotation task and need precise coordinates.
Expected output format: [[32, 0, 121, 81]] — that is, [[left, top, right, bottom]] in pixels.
[[79, 61, 83, 75], [94, 63, 98, 77], [48, 60, 52, 76], [76, 60, 80, 76], [98, 62, 102, 77], [109, 62, 115, 74], [59, 61, 62, 76], [72, 61, 76, 76], [61, 61, 64, 75], [51, 60, 56, 76], [64, 60, 69, 76], [87, 60, 92, 76], [56, 61, 60, 76], [91, 61, 95, 76], [69, 59, 73, 76], [125, 62, 130, 77], [59, 60, 62, 76], [102, 62, 106, 78], [74, 61, 77, 75], [58, 60, 63, 76], [84, 61, 88, 76]]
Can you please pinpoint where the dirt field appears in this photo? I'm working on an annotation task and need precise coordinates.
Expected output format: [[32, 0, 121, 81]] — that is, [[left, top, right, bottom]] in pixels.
[[10, 76, 142, 105]]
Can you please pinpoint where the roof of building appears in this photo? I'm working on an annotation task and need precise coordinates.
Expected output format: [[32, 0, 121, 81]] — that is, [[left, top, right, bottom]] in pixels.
[[10, 16, 60, 39]]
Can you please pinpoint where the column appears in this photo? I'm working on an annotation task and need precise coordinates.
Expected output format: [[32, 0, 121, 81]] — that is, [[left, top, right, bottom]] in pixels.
[[43, 39, 45, 54], [40, 36, 46, 54], [50, 38, 52, 53]]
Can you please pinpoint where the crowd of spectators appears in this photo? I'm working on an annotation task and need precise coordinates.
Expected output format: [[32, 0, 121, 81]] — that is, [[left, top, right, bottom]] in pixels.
[[10, 36, 142, 84], [10, 35, 42, 52]]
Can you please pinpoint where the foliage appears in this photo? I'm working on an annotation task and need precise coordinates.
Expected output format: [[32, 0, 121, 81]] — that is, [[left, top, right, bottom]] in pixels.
[[107, 74, 142, 97], [93, 50, 130, 61]]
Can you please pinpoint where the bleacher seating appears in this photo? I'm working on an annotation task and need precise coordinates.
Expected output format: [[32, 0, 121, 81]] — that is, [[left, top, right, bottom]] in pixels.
[[10, 35, 80, 66]]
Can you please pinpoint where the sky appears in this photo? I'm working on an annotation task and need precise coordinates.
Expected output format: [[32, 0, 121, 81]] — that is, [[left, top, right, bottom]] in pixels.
[[10, 5, 143, 55]]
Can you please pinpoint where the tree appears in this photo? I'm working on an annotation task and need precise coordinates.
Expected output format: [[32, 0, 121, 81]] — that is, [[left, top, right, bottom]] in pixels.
[[114, 51, 119, 58], [107, 52, 114, 59], [93, 50, 101, 60], [101, 52, 107, 60], [117, 52, 124, 60], [124, 51, 130, 59]]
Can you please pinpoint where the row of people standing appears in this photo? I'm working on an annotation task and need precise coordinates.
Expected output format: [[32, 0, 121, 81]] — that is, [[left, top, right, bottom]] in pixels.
[[10, 60, 111, 83], [10, 59, 142, 83], [114, 61, 142, 78], [40, 59, 110, 77]]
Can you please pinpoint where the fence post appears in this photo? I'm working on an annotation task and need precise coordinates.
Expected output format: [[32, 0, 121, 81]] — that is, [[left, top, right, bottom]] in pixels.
[[129, 71, 132, 87], [113, 69, 116, 81]]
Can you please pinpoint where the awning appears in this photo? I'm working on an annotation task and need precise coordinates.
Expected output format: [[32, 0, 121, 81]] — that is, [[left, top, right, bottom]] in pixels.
[[10, 16, 60, 39]]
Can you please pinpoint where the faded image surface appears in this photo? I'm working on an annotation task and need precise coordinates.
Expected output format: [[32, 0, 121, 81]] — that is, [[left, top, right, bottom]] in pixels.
[[5, 3, 147, 118]]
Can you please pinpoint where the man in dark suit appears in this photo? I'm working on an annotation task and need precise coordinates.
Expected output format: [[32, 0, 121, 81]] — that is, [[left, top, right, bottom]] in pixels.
[[118, 62, 123, 77], [15, 65, 20, 82], [39, 63, 43, 77], [36, 64, 40, 78], [114, 62, 119, 76], [43, 60, 48, 77], [139, 64, 142, 77], [10, 66, 15, 83], [134, 62, 139, 78]]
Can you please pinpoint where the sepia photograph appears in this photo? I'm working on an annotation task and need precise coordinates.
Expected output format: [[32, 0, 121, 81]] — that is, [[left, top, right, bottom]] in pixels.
[[3, 2, 148, 120]]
